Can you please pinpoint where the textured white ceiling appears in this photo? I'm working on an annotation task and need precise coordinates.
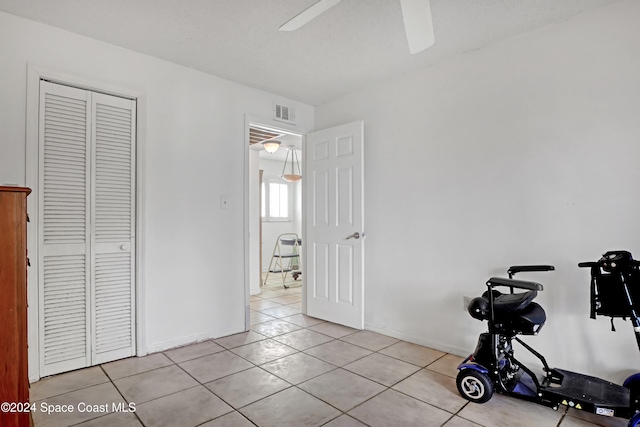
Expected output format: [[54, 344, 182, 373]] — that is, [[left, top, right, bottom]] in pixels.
[[0, 0, 621, 105]]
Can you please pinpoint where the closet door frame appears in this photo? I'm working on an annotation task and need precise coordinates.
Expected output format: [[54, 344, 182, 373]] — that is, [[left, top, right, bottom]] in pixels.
[[26, 65, 147, 382]]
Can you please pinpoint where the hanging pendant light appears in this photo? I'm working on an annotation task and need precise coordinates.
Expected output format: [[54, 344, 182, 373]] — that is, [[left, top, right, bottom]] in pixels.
[[262, 138, 281, 154], [281, 145, 302, 182]]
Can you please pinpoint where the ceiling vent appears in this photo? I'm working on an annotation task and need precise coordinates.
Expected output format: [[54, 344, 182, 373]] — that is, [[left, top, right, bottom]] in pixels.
[[274, 103, 295, 124]]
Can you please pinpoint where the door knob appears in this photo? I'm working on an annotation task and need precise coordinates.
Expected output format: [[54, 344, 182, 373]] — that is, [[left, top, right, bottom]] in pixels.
[[120, 245, 127, 251], [346, 232, 360, 240]]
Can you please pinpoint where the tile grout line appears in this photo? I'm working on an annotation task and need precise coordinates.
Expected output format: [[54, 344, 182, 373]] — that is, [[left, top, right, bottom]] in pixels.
[[227, 319, 368, 424], [205, 313, 360, 426], [34, 313, 473, 427], [199, 323, 377, 425], [225, 323, 464, 424], [143, 357, 245, 426], [96, 364, 146, 427], [302, 329, 450, 425], [30, 378, 112, 403]]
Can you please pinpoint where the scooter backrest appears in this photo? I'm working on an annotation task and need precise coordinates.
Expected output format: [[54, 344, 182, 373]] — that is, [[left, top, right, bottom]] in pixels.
[[581, 251, 640, 319]]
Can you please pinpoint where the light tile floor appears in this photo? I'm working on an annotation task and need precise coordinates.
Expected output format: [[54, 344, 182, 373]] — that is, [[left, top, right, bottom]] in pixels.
[[30, 275, 627, 427]]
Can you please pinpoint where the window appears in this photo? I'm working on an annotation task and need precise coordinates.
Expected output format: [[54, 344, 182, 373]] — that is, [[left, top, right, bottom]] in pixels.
[[262, 180, 290, 221]]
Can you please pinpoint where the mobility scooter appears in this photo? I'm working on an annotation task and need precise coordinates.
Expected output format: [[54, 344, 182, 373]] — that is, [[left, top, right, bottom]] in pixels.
[[456, 251, 640, 426]]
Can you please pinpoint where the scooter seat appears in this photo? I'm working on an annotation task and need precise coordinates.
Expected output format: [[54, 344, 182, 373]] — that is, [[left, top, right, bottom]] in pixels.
[[498, 301, 546, 325], [492, 300, 547, 336], [493, 291, 538, 313]]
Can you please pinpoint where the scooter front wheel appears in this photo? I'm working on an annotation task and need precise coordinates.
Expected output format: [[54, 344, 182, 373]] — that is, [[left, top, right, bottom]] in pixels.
[[624, 373, 640, 409], [456, 369, 494, 403], [628, 412, 640, 427]]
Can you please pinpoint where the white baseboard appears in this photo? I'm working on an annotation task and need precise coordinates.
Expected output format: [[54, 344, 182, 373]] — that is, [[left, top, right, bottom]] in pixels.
[[144, 327, 241, 354], [364, 323, 469, 358]]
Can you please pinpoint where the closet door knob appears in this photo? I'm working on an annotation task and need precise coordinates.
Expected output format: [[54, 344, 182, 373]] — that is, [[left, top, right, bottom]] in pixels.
[[120, 245, 127, 251]]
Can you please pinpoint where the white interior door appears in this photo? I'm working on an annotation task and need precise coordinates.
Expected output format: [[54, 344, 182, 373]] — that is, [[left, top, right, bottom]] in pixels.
[[305, 121, 364, 329], [39, 81, 136, 376]]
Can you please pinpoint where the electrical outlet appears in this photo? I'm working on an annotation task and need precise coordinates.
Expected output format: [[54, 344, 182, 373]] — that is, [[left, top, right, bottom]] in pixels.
[[463, 296, 472, 312]]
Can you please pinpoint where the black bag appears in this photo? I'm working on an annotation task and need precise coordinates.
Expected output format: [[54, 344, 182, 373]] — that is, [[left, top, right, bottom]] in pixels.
[[590, 251, 640, 320]]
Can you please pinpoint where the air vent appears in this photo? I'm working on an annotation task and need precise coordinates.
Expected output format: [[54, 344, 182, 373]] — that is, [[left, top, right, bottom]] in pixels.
[[274, 103, 295, 123]]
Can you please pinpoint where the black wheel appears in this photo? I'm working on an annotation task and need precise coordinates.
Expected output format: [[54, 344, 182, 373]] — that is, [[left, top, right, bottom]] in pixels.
[[624, 373, 640, 408], [456, 369, 494, 403]]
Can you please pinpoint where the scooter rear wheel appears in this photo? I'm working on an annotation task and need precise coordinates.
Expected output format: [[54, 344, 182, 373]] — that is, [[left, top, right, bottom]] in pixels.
[[456, 369, 494, 403]]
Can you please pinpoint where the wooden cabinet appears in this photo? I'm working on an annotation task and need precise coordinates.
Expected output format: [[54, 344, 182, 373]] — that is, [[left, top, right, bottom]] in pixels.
[[0, 186, 31, 427]]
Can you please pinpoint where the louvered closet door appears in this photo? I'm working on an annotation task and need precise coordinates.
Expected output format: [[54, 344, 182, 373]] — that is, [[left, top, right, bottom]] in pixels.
[[90, 92, 136, 365], [39, 82, 92, 376], [38, 81, 136, 376]]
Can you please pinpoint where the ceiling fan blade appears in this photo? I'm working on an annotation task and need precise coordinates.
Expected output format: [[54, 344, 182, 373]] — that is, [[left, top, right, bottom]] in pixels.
[[279, 0, 343, 32], [400, 0, 435, 54]]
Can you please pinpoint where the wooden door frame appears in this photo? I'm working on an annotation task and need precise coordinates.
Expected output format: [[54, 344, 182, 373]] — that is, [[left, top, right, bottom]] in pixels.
[[25, 64, 146, 382]]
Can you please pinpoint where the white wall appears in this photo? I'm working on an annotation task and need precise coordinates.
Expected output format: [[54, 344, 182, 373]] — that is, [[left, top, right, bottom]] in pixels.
[[315, 0, 640, 382], [0, 11, 313, 380]]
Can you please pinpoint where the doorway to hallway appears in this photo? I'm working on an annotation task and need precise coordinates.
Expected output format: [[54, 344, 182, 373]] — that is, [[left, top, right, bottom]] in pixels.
[[247, 123, 304, 301], [245, 119, 366, 331]]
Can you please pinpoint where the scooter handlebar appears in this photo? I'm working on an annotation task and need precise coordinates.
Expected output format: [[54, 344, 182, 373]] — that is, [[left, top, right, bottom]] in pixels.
[[578, 262, 597, 268], [578, 260, 640, 268]]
